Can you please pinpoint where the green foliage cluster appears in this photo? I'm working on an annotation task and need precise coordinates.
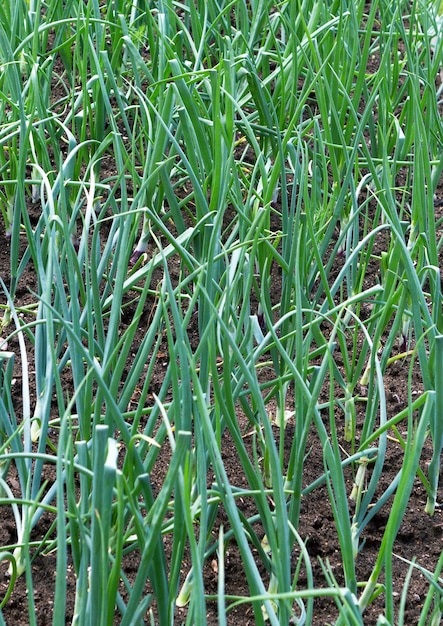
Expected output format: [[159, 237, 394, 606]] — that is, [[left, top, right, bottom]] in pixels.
[[0, 0, 443, 624]]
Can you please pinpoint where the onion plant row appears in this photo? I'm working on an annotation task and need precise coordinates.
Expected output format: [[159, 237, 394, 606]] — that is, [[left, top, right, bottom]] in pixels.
[[0, 0, 443, 624]]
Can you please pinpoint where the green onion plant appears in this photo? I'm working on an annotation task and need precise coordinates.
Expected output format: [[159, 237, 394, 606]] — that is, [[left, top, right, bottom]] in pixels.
[[0, 0, 443, 624]]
